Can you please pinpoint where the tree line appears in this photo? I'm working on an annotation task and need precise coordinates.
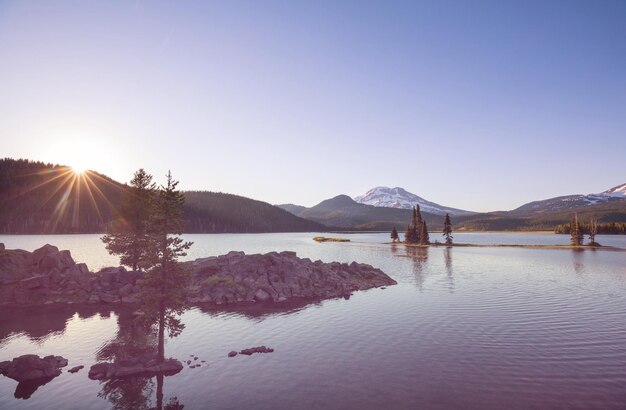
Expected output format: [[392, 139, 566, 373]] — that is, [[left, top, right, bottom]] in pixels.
[[554, 220, 626, 235]]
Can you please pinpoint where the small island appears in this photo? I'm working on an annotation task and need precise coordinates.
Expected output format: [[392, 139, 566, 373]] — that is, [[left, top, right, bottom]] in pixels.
[[0, 244, 396, 307], [313, 237, 351, 243]]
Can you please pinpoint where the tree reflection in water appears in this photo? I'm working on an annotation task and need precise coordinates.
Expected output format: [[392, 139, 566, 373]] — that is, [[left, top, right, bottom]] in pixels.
[[405, 246, 429, 290], [96, 309, 184, 410], [444, 247, 454, 292]]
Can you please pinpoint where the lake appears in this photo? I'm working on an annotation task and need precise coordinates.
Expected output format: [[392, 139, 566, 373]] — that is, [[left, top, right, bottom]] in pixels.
[[1, 232, 626, 409]]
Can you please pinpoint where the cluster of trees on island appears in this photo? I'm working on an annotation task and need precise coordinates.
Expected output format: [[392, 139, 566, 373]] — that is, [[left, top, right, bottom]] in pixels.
[[565, 213, 601, 246], [390, 207, 454, 245]]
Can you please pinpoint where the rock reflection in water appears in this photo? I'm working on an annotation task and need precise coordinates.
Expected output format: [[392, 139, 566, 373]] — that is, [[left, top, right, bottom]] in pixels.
[[13, 376, 56, 400]]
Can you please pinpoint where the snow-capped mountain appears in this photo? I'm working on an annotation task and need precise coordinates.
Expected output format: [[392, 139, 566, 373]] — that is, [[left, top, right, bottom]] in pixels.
[[603, 183, 626, 198], [513, 182, 626, 214], [353, 186, 474, 216]]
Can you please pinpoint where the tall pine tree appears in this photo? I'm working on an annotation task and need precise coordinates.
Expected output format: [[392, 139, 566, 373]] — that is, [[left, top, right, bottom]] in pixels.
[[390, 226, 399, 243], [139, 171, 193, 363], [404, 224, 415, 243], [419, 221, 430, 245], [443, 213, 453, 245], [101, 169, 156, 271], [570, 213, 583, 246], [587, 218, 599, 246]]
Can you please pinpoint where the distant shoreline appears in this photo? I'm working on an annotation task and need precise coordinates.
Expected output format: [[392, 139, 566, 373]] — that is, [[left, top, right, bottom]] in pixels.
[[384, 242, 626, 251]]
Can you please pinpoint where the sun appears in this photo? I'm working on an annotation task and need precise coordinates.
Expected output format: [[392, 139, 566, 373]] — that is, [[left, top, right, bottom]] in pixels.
[[70, 163, 88, 174]]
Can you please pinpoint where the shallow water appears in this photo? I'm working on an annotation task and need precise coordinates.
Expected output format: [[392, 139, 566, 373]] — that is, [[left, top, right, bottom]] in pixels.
[[1, 233, 626, 409]]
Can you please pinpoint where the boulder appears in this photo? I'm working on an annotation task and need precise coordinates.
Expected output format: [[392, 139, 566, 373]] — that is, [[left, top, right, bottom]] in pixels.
[[239, 346, 274, 356], [0, 354, 68, 382], [88, 358, 183, 380]]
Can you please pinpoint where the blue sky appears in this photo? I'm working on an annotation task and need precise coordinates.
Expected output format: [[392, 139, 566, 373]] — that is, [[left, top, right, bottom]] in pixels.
[[1, 0, 624, 211]]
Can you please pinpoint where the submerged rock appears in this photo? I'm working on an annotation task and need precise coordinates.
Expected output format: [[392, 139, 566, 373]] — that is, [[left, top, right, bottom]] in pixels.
[[68, 365, 84, 374], [239, 346, 274, 356], [88, 357, 183, 380], [0, 354, 68, 382]]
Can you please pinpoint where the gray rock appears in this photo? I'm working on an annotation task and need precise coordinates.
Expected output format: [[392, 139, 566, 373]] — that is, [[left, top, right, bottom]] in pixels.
[[254, 289, 271, 302], [89, 358, 183, 380], [0, 354, 68, 382], [239, 346, 274, 356], [118, 283, 134, 297]]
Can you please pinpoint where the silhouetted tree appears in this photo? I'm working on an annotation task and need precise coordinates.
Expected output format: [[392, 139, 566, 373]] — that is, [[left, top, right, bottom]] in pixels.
[[570, 213, 583, 246], [404, 224, 415, 243], [102, 169, 156, 271], [419, 221, 430, 245], [390, 226, 399, 242], [587, 218, 599, 246], [443, 213, 453, 245], [139, 171, 193, 363]]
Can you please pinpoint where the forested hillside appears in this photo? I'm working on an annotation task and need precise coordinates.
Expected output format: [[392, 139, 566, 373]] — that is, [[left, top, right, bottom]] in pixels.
[[0, 158, 126, 233], [184, 191, 326, 233], [0, 159, 327, 234]]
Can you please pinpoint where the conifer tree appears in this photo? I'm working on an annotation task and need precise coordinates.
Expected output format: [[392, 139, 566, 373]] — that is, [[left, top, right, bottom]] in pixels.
[[570, 213, 583, 246], [139, 171, 193, 363], [404, 224, 414, 243], [587, 218, 598, 246], [101, 169, 156, 271], [391, 227, 399, 243], [443, 213, 453, 245], [419, 221, 430, 245]]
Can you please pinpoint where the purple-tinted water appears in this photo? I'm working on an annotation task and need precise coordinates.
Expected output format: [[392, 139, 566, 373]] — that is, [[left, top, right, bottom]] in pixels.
[[1, 233, 625, 409]]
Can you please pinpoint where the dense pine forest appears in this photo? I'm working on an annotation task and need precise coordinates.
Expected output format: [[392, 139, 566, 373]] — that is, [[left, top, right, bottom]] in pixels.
[[0, 158, 125, 233], [0, 159, 326, 234], [554, 222, 626, 235]]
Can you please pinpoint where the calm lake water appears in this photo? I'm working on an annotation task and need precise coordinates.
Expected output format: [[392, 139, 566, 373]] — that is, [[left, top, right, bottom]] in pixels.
[[1, 233, 626, 409]]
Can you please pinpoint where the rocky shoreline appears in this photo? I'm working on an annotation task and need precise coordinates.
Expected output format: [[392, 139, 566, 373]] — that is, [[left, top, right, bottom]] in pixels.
[[0, 244, 396, 307]]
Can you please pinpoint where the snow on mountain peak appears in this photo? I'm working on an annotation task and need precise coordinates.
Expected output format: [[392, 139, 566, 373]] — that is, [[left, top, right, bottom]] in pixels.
[[602, 183, 626, 197], [353, 186, 473, 215]]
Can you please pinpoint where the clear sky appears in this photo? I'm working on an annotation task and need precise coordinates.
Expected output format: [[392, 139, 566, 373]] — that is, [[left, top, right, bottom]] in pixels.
[[1, 1, 624, 212]]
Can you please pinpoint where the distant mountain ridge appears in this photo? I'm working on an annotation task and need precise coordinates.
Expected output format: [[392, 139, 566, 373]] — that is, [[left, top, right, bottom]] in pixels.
[[278, 194, 443, 231], [279, 182, 626, 232], [353, 186, 474, 215], [511, 183, 626, 215]]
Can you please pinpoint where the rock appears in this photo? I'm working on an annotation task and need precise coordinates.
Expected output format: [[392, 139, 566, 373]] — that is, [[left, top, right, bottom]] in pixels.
[[88, 358, 183, 380], [20, 275, 43, 289], [68, 365, 84, 374], [30, 244, 59, 266], [0, 354, 68, 382], [239, 346, 274, 356], [98, 292, 118, 303], [228, 351, 238, 358], [118, 283, 134, 297], [254, 289, 271, 302], [0, 244, 397, 307]]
